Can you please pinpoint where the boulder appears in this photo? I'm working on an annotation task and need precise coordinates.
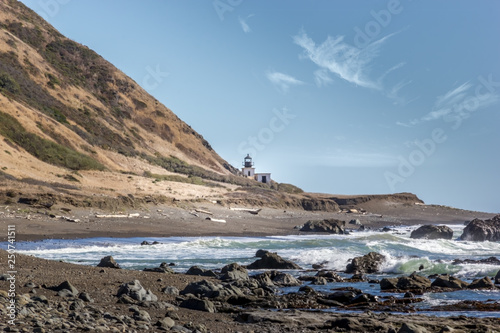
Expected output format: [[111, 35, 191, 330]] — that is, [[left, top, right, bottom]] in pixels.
[[255, 249, 269, 258], [52, 281, 79, 295], [180, 280, 244, 300], [220, 263, 249, 281], [460, 215, 500, 241], [316, 270, 344, 282], [179, 297, 216, 313], [186, 266, 217, 277], [247, 251, 301, 270], [345, 252, 386, 274], [300, 219, 345, 234], [270, 272, 301, 287], [380, 277, 398, 290], [410, 225, 453, 240], [144, 262, 175, 273], [468, 276, 496, 289], [495, 270, 500, 284], [161, 286, 179, 296], [431, 275, 469, 289], [116, 280, 157, 302], [97, 256, 120, 269], [396, 272, 431, 290]]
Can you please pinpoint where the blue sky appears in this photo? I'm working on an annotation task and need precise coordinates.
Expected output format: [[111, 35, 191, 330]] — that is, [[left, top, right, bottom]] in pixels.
[[20, 0, 500, 213]]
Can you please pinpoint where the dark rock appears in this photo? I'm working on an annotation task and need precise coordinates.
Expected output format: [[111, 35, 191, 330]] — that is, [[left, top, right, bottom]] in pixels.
[[382, 227, 392, 232], [78, 292, 94, 302], [300, 219, 345, 234], [220, 263, 249, 281], [403, 292, 415, 298], [247, 251, 301, 270], [468, 276, 496, 289], [144, 262, 175, 273], [431, 275, 469, 289], [396, 272, 431, 290], [349, 293, 377, 304], [57, 289, 75, 297], [52, 281, 79, 295], [327, 290, 358, 304], [349, 219, 362, 225], [141, 241, 151, 246], [345, 252, 386, 274], [255, 249, 269, 258], [311, 276, 327, 285], [460, 215, 500, 241], [316, 270, 344, 282], [116, 280, 158, 302], [180, 280, 243, 300], [452, 257, 500, 265], [97, 256, 120, 269], [495, 270, 500, 284], [271, 272, 301, 287], [410, 225, 453, 240], [186, 266, 217, 277], [179, 297, 216, 313]]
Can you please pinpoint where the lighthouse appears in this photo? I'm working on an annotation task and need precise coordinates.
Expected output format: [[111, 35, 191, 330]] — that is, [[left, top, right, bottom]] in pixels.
[[241, 154, 271, 184]]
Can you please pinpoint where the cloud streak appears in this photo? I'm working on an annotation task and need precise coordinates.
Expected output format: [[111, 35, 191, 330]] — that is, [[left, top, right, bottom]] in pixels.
[[293, 29, 397, 90], [266, 71, 304, 93], [238, 14, 254, 33]]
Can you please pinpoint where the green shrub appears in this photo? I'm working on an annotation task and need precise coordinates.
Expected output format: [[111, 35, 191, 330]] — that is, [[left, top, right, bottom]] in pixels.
[[0, 72, 20, 94]]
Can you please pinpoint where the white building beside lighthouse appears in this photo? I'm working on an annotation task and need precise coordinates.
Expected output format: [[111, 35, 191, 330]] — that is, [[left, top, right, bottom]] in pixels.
[[242, 154, 271, 184]]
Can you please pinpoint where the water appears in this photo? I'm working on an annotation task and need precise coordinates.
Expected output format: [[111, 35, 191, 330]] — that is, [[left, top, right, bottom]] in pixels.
[[8, 224, 500, 316]]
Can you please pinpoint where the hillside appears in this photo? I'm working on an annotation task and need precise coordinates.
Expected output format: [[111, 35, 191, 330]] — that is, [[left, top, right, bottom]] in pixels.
[[0, 0, 270, 203]]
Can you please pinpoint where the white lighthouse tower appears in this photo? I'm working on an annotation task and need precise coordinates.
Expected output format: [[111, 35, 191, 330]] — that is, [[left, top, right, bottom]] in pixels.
[[241, 154, 271, 184]]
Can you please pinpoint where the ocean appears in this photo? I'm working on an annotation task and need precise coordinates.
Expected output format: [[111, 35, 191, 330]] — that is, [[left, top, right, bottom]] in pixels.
[[11, 224, 500, 317]]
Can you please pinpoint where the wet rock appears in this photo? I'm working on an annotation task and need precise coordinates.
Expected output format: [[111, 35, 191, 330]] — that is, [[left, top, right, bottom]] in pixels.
[[186, 266, 217, 277], [255, 249, 269, 258], [460, 215, 500, 241], [316, 270, 344, 282], [410, 225, 453, 240], [97, 256, 120, 269], [382, 227, 392, 232], [380, 277, 399, 290], [495, 270, 500, 284], [396, 272, 431, 290], [247, 251, 301, 270], [311, 276, 327, 285], [327, 290, 358, 304], [116, 280, 158, 302], [180, 280, 244, 300], [144, 262, 175, 274], [431, 275, 469, 289], [220, 263, 249, 281], [270, 272, 301, 287], [345, 252, 386, 274], [300, 219, 345, 234], [452, 257, 500, 265], [468, 276, 496, 289], [179, 297, 216, 313]]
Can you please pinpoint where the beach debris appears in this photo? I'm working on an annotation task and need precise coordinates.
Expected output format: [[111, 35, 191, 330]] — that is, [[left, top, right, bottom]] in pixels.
[[230, 207, 262, 215], [300, 219, 345, 234], [205, 217, 226, 223], [247, 251, 301, 270], [345, 252, 386, 274], [94, 213, 141, 218], [195, 208, 213, 215], [96, 256, 121, 269]]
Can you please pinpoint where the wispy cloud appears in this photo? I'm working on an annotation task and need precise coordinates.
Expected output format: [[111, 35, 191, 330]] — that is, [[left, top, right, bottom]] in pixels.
[[266, 71, 304, 93], [398, 82, 499, 126], [314, 69, 333, 87], [238, 14, 254, 33], [387, 79, 413, 105], [293, 29, 397, 90]]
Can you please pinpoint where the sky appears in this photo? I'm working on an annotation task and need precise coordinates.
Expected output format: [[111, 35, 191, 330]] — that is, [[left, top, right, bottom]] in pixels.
[[19, 0, 500, 213]]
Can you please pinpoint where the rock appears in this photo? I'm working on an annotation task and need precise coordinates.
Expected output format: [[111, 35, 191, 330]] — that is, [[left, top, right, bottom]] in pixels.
[[396, 272, 432, 290], [452, 257, 500, 265], [431, 275, 469, 289], [133, 309, 152, 323], [24, 282, 37, 288], [316, 270, 344, 282], [186, 266, 217, 277], [327, 290, 358, 304], [179, 297, 216, 313], [410, 225, 453, 240], [468, 276, 496, 289], [381, 227, 392, 232], [220, 263, 249, 281], [270, 272, 301, 287], [311, 277, 327, 285], [255, 249, 269, 258], [180, 280, 243, 300], [57, 289, 75, 297], [300, 219, 345, 234], [495, 270, 500, 284], [116, 280, 158, 302], [156, 317, 175, 329], [144, 262, 175, 273], [52, 281, 79, 295], [247, 251, 301, 270], [97, 256, 120, 269], [349, 219, 362, 225], [345, 252, 385, 274], [398, 323, 430, 333], [460, 215, 500, 241], [78, 292, 94, 302], [161, 286, 179, 296]]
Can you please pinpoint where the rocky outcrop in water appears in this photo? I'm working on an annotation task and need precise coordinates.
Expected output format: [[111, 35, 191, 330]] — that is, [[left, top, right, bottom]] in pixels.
[[460, 215, 500, 241], [410, 225, 453, 240], [300, 219, 345, 234], [431, 275, 469, 289], [345, 252, 385, 274], [380, 272, 431, 291], [247, 251, 301, 270]]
